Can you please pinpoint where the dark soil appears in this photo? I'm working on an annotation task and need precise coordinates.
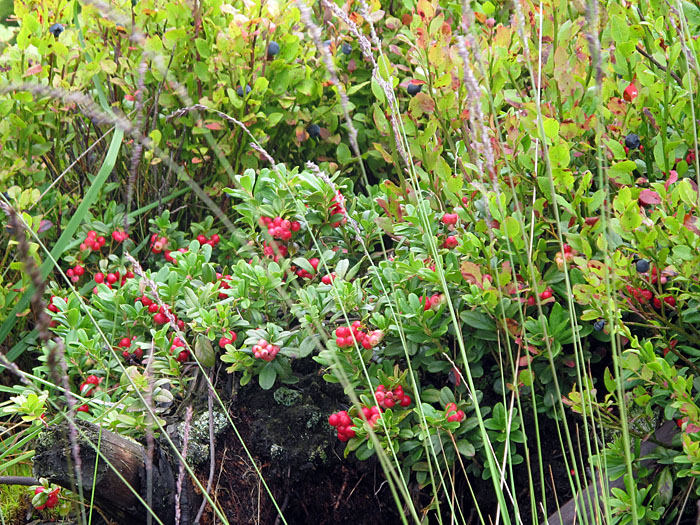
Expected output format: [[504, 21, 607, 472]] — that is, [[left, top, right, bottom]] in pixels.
[[198, 358, 404, 525]]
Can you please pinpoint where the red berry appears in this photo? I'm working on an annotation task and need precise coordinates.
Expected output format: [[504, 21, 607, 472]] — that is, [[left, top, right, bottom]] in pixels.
[[540, 289, 552, 300], [97, 236, 106, 246], [106, 273, 118, 284], [153, 312, 168, 324], [85, 375, 100, 386], [309, 258, 320, 271], [219, 337, 231, 348], [66, 268, 74, 277], [400, 395, 411, 407], [197, 234, 207, 244], [87, 230, 96, 238], [443, 235, 458, 248], [77, 404, 89, 412], [211, 234, 220, 244], [328, 413, 339, 426], [132, 348, 143, 359], [623, 83, 638, 102], [74, 265, 85, 276], [94, 273, 104, 283], [118, 337, 131, 348], [45, 493, 59, 509]]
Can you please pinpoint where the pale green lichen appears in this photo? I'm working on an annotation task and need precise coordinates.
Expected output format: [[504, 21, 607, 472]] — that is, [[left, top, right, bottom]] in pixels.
[[273, 386, 302, 407]]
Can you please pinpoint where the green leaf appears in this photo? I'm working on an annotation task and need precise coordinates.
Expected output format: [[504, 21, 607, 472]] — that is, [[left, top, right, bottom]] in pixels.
[[195, 335, 215, 367], [259, 364, 277, 390], [610, 14, 630, 44], [456, 440, 476, 457]]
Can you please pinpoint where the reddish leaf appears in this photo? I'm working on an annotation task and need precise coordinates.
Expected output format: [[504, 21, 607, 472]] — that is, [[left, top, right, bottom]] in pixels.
[[23, 63, 43, 77], [460, 261, 483, 289], [684, 214, 700, 235], [638, 189, 661, 205], [664, 170, 678, 191], [518, 355, 533, 368], [204, 122, 224, 131]]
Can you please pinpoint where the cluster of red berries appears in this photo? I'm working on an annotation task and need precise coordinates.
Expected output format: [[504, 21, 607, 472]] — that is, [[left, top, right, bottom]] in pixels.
[[47, 295, 60, 314], [445, 403, 466, 423], [216, 273, 233, 299], [321, 272, 336, 284], [33, 486, 60, 510], [94, 269, 135, 293], [196, 232, 221, 247], [420, 293, 443, 311], [328, 410, 355, 441], [150, 234, 169, 255], [527, 287, 553, 306], [65, 264, 85, 283], [334, 322, 384, 349], [170, 336, 190, 362], [111, 230, 129, 243], [441, 212, 459, 225], [360, 405, 382, 428], [554, 244, 576, 270], [252, 338, 280, 361], [329, 191, 347, 227], [118, 336, 143, 361], [262, 241, 288, 263], [626, 285, 653, 305], [218, 330, 238, 348], [79, 375, 101, 397], [79, 230, 106, 252], [375, 384, 411, 409], [295, 257, 319, 279], [136, 296, 185, 329], [260, 216, 301, 241]]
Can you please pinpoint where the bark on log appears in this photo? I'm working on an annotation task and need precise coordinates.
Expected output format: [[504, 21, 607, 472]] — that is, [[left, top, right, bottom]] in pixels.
[[547, 421, 678, 525], [32, 420, 199, 525]]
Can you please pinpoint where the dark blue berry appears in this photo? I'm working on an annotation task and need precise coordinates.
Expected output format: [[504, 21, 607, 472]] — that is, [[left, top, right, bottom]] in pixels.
[[341, 43, 352, 55], [625, 133, 640, 150], [593, 320, 605, 332], [236, 85, 251, 97], [636, 259, 650, 273], [49, 23, 64, 38], [307, 124, 321, 139], [407, 83, 422, 96], [267, 41, 280, 57]]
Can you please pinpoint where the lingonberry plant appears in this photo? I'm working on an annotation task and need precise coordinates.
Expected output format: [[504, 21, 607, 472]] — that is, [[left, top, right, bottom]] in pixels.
[[4, 0, 700, 522]]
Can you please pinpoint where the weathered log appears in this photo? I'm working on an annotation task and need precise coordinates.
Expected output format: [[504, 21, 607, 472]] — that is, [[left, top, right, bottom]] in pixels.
[[32, 420, 200, 525], [547, 420, 678, 525]]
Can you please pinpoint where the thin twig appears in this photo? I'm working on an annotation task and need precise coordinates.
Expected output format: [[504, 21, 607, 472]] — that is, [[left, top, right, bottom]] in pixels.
[[194, 369, 217, 523], [635, 45, 683, 87]]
